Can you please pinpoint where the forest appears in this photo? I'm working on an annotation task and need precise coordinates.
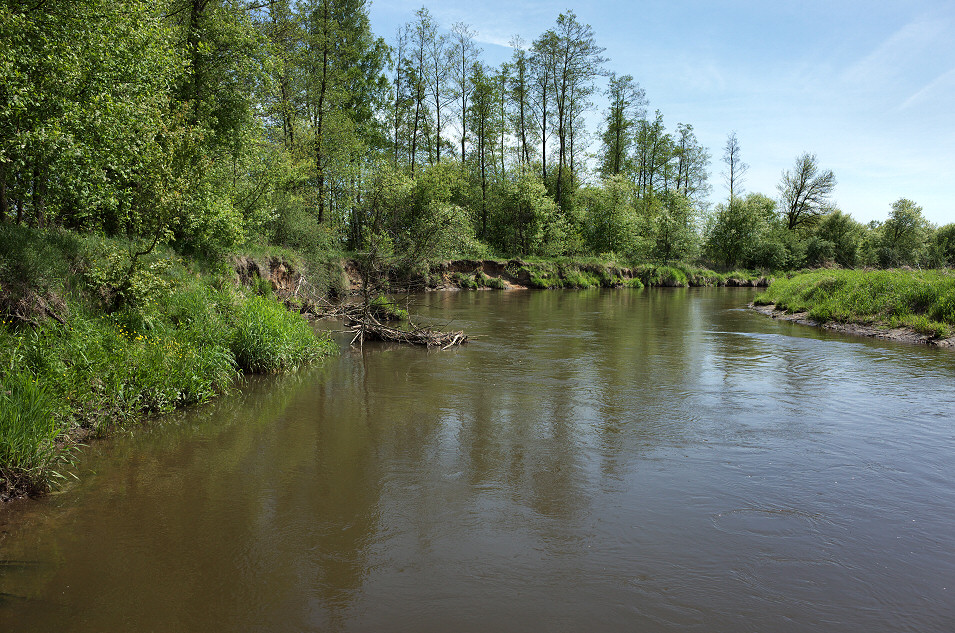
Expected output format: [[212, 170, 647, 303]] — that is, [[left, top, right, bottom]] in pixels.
[[3, 0, 954, 271]]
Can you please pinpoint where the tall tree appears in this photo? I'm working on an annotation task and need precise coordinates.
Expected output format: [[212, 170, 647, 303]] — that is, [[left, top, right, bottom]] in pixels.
[[777, 152, 836, 230], [537, 11, 605, 209], [508, 37, 535, 167], [414, 7, 451, 164], [300, 0, 387, 223], [450, 22, 481, 165], [529, 33, 555, 185], [599, 73, 646, 177], [672, 123, 710, 205], [721, 131, 748, 204], [468, 63, 499, 239], [633, 111, 670, 213]]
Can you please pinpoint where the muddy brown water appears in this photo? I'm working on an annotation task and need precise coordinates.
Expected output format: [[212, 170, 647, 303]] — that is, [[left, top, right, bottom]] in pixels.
[[2, 288, 954, 632]]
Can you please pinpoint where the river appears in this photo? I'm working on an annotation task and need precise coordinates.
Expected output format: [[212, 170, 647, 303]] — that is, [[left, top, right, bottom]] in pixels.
[[2, 288, 954, 632]]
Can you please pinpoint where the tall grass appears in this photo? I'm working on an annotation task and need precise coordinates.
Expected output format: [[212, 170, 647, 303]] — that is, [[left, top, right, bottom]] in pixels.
[[0, 372, 62, 495], [755, 269, 955, 338], [0, 226, 337, 496]]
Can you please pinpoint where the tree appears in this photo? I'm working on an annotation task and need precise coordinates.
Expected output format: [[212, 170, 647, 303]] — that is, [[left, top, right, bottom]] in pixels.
[[932, 223, 955, 267], [299, 0, 388, 225], [672, 124, 710, 206], [809, 210, 865, 267], [652, 192, 698, 264], [507, 37, 535, 167], [721, 131, 748, 204], [414, 7, 452, 164], [580, 175, 641, 256], [450, 22, 481, 165], [534, 11, 605, 209], [878, 198, 931, 267], [599, 73, 646, 177], [468, 63, 499, 239], [633, 111, 671, 213], [704, 193, 775, 269], [0, 0, 180, 234], [778, 152, 836, 231]]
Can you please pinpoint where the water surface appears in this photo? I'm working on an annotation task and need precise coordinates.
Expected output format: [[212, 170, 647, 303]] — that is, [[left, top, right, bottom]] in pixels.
[[2, 288, 954, 632]]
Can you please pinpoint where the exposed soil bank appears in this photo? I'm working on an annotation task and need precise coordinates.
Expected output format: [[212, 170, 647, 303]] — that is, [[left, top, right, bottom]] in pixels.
[[752, 303, 955, 348]]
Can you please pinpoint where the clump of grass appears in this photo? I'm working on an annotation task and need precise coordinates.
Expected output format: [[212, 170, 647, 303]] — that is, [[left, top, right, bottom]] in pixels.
[[756, 269, 955, 338], [637, 265, 689, 287], [474, 271, 506, 289], [558, 266, 600, 289], [0, 371, 63, 496], [231, 294, 332, 373]]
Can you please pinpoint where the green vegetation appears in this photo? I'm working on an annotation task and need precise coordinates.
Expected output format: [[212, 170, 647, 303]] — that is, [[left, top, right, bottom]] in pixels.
[[755, 270, 955, 339], [2, 0, 952, 497], [0, 226, 335, 498]]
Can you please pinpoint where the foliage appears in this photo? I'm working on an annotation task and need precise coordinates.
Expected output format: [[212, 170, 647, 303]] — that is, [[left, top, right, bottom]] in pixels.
[[864, 198, 932, 268], [0, 226, 335, 494]]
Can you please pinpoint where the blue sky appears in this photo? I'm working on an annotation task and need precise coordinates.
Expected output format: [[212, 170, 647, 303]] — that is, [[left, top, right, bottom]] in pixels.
[[368, 1, 955, 225]]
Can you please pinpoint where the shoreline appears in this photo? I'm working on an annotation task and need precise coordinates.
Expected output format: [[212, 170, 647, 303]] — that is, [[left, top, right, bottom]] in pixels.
[[751, 303, 955, 348]]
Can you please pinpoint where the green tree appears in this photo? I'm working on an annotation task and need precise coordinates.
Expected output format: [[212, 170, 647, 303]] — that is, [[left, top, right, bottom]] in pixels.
[[807, 210, 865, 267], [652, 192, 698, 264], [704, 193, 775, 269], [1, 0, 174, 228], [876, 198, 931, 267], [931, 223, 955, 267], [778, 152, 836, 231], [580, 175, 642, 256], [533, 11, 605, 210], [467, 63, 500, 239], [599, 73, 646, 177]]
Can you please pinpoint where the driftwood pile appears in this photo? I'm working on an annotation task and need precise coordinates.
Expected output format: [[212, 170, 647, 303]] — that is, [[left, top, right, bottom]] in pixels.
[[347, 316, 468, 349]]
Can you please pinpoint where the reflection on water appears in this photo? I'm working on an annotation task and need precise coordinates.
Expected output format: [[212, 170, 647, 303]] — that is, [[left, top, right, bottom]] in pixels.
[[2, 288, 955, 632]]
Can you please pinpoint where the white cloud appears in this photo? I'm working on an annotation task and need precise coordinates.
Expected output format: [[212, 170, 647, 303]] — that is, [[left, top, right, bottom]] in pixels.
[[899, 66, 955, 110], [840, 17, 948, 88]]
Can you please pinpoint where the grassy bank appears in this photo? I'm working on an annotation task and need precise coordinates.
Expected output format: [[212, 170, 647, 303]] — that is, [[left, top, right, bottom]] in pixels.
[[408, 258, 769, 291], [754, 269, 955, 338], [0, 226, 335, 499]]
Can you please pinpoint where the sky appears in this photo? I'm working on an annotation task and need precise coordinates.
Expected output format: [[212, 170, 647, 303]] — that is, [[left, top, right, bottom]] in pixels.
[[367, 0, 955, 225]]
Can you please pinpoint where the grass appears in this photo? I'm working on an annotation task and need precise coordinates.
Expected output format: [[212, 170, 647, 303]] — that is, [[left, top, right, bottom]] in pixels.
[[0, 225, 337, 497], [755, 269, 955, 338]]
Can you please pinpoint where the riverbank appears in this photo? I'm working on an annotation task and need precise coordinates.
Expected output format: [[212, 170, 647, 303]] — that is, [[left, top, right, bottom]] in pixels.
[[349, 258, 770, 292], [753, 269, 955, 347], [0, 228, 773, 500], [0, 226, 336, 501]]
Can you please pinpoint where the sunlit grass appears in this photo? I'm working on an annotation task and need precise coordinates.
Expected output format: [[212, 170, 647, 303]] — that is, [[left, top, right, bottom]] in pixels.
[[756, 269, 955, 338]]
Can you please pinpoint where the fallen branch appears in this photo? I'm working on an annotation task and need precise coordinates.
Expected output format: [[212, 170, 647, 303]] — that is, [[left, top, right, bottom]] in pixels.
[[348, 318, 468, 348]]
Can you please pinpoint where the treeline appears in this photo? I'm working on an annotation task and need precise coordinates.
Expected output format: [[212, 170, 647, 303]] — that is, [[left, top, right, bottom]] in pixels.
[[1, 1, 952, 270]]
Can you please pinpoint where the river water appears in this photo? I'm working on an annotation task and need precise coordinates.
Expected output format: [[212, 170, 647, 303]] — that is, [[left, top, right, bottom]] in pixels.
[[2, 288, 954, 632]]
